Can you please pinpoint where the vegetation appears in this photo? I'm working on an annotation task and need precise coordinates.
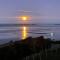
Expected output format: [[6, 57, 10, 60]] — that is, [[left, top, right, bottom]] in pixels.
[[0, 36, 60, 60]]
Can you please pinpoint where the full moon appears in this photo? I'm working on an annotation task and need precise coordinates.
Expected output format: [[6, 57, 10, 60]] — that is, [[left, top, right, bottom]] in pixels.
[[18, 15, 31, 21], [21, 16, 28, 21]]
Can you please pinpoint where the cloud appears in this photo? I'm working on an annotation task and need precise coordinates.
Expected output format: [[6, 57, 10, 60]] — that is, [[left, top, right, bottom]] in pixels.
[[16, 10, 32, 13], [0, 15, 60, 20], [32, 16, 60, 19], [16, 10, 42, 14], [0, 17, 16, 19]]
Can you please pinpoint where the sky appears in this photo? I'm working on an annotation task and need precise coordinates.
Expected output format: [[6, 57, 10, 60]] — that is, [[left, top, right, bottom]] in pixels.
[[0, 0, 60, 24]]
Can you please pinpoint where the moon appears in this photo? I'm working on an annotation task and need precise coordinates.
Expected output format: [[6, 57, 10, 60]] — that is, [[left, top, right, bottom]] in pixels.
[[18, 15, 31, 21], [21, 16, 28, 21]]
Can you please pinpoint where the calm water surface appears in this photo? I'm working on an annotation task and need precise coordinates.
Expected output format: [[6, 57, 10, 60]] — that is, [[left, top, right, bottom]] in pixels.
[[0, 24, 60, 44]]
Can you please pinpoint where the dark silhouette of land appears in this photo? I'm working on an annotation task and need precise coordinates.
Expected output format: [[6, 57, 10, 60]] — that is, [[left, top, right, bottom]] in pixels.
[[0, 36, 60, 60]]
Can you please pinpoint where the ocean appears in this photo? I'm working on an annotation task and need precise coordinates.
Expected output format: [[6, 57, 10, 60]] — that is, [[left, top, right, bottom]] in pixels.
[[0, 24, 60, 44]]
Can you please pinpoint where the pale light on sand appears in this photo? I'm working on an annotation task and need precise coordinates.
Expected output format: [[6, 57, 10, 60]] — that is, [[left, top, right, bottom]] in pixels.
[[51, 33, 54, 37]]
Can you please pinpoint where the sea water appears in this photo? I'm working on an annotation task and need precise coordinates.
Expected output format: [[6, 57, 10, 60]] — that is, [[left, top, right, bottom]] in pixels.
[[0, 24, 60, 44]]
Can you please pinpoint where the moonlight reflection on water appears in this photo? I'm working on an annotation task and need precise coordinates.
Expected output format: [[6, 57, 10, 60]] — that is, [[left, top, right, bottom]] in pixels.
[[21, 26, 28, 39]]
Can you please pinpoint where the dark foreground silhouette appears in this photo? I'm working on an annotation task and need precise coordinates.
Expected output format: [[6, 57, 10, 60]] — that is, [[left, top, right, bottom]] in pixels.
[[0, 36, 60, 60]]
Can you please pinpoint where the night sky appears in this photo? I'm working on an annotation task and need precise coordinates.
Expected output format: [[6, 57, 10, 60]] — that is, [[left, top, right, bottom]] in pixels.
[[0, 0, 60, 24]]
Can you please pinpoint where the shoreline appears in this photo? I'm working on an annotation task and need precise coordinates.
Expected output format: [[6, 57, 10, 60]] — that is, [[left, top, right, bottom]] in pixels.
[[0, 36, 60, 60], [0, 36, 60, 47]]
